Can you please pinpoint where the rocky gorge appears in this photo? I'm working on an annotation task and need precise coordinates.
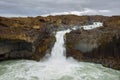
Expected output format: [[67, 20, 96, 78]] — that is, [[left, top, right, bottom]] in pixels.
[[0, 15, 120, 70]]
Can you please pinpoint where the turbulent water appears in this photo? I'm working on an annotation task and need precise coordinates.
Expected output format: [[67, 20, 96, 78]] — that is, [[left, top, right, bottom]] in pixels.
[[0, 23, 120, 80]]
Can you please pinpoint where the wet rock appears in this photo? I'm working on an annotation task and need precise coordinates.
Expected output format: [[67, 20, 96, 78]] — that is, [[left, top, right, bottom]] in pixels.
[[66, 26, 120, 70]]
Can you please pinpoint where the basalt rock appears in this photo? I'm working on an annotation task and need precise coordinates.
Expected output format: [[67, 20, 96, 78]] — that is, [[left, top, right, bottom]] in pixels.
[[0, 16, 56, 61], [66, 25, 120, 70]]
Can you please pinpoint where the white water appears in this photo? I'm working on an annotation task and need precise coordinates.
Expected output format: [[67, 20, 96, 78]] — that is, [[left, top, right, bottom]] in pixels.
[[82, 22, 103, 30], [0, 23, 120, 80]]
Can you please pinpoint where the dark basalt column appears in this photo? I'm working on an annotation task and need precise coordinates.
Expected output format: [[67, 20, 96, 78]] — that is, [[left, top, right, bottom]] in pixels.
[[66, 27, 120, 70]]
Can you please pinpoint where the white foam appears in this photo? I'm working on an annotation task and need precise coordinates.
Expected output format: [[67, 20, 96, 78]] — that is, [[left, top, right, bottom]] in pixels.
[[82, 22, 103, 30]]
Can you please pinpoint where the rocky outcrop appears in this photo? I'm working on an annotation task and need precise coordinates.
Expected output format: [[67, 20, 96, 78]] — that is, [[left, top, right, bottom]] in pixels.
[[103, 16, 120, 28], [0, 17, 56, 61], [66, 19, 120, 70]]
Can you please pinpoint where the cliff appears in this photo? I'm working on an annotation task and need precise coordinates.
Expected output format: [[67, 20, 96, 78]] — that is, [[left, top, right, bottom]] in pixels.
[[0, 16, 56, 61], [66, 16, 120, 70]]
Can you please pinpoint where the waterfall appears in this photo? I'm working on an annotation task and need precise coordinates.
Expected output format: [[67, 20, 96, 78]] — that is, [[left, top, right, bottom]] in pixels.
[[0, 22, 119, 80], [50, 29, 71, 59]]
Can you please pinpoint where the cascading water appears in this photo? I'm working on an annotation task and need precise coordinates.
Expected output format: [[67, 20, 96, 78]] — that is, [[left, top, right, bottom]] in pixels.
[[0, 22, 120, 80], [49, 29, 71, 60]]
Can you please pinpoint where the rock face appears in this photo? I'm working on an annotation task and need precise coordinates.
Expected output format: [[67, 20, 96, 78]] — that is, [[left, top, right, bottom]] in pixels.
[[66, 17, 120, 70], [0, 17, 56, 61], [0, 27, 56, 61]]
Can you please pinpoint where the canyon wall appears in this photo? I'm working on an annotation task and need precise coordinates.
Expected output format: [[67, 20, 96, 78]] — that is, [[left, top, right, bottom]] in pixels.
[[65, 16, 120, 70]]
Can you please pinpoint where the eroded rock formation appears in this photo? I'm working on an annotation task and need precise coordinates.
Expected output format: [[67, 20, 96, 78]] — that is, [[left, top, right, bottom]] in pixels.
[[0, 15, 120, 70], [66, 16, 120, 70], [0, 16, 56, 61]]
